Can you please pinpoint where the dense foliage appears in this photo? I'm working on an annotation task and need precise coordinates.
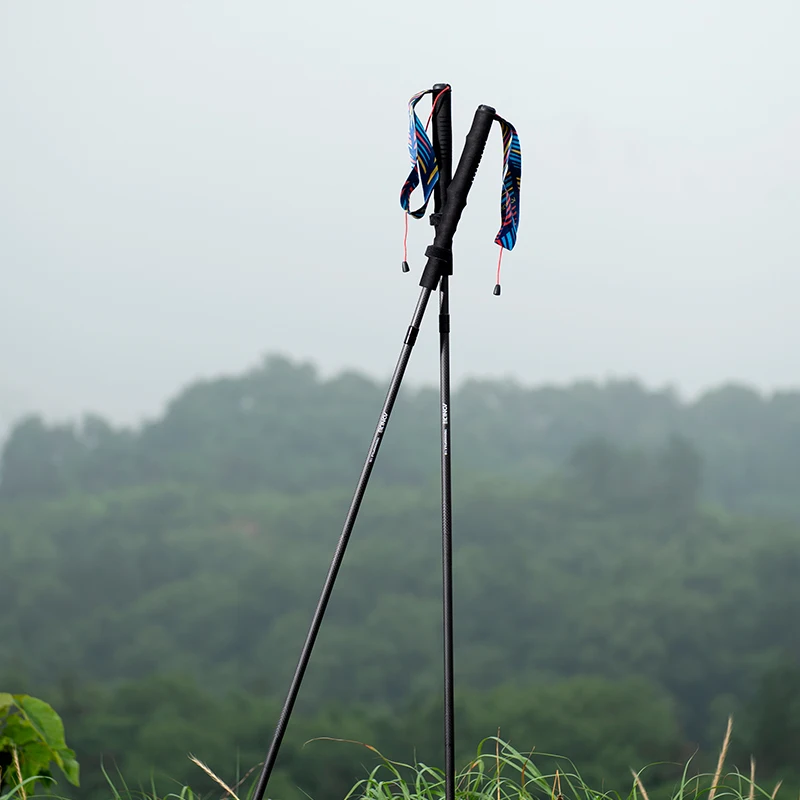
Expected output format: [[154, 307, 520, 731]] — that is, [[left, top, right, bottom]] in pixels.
[[2, 355, 800, 799]]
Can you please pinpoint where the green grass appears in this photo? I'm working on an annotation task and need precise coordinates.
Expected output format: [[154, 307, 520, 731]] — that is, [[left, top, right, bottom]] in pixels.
[[331, 731, 773, 800], [2, 720, 792, 800], [178, 720, 791, 800]]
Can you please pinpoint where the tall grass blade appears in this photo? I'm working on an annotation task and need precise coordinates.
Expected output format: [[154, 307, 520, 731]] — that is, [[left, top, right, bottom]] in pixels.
[[709, 716, 734, 800]]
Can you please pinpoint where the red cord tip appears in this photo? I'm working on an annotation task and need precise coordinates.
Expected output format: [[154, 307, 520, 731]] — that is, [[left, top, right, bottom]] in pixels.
[[402, 212, 410, 269], [494, 246, 504, 295]]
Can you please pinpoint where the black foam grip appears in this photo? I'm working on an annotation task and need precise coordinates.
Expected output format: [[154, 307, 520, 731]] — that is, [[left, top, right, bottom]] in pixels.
[[434, 104, 495, 250], [419, 104, 496, 289], [431, 83, 453, 204]]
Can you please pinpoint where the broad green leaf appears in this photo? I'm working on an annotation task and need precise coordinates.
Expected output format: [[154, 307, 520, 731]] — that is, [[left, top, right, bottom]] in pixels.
[[1, 716, 38, 748], [16, 741, 52, 781], [59, 750, 80, 786], [12, 696, 66, 751], [0, 695, 13, 716], [0, 696, 79, 792]]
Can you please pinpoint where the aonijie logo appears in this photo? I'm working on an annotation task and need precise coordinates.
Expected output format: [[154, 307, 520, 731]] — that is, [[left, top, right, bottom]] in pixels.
[[368, 412, 389, 462]]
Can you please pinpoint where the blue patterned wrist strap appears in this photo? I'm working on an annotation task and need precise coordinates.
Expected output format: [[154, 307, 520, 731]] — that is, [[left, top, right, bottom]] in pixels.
[[399, 89, 440, 220], [494, 115, 521, 251], [491, 114, 522, 294]]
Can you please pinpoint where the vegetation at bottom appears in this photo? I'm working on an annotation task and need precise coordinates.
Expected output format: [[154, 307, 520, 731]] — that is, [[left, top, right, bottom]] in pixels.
[[3, 717, 799, 800], [3, 355, 800, 799]]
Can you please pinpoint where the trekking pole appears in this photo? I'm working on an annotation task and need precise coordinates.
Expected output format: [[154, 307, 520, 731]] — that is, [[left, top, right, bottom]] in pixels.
[[428, 97, 520, 800], [429, 83, 457, 800], [250, 98, 497, 800]]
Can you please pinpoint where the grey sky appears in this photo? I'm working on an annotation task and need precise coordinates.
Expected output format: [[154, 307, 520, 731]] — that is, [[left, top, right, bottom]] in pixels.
[[1, 1, 798, 431]]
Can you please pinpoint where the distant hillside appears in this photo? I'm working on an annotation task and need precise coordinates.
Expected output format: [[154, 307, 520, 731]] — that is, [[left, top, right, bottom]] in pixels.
[[2, 354, 799, 518]]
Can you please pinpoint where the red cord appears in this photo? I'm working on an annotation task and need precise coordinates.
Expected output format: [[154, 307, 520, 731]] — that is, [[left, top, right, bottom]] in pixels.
[[425, 86, 450, 131], [496, 245, 503, 286], [403, 212, 409, 262]]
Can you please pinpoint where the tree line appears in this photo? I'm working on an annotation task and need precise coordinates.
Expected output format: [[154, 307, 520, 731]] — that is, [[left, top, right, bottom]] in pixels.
[[2, 355, 799, 518]]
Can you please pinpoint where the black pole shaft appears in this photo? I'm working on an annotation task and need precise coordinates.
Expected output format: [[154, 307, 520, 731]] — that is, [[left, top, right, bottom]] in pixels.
[[431, 83, 456, 800], [251, 287, 433, 800], [439, 276, 455, 800]]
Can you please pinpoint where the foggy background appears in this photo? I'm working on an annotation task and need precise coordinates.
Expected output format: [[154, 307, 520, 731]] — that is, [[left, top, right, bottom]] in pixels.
[[5, 5, 800, 798], [2, 1, 798, 434]]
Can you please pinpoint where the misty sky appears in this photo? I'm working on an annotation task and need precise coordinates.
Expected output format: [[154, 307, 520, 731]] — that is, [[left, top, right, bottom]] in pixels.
[[1, 1, 798, 431]]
